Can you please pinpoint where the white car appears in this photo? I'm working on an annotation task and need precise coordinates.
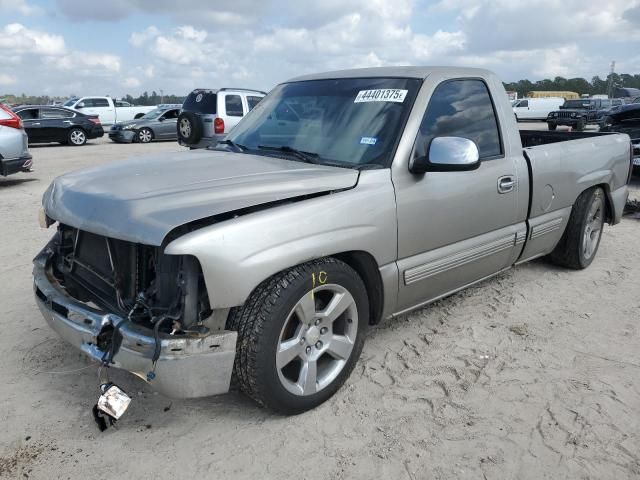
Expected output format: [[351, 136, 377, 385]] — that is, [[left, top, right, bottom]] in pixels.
[[0, 104, 32, 176], [177, 88, 266, 149], [63, 97, 156, 125], [513, 97, 565, 121]]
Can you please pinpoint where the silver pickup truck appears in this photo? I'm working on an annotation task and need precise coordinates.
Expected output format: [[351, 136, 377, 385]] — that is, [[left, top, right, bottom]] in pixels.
[[34, 67, 632, 414]]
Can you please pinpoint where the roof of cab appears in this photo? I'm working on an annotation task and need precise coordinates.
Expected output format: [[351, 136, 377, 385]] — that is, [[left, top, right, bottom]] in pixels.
[[285, 66, 495, 83]]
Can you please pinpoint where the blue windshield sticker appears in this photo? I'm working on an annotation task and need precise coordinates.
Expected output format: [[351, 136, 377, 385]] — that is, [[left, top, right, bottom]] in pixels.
[[360, 137, 377, 145]]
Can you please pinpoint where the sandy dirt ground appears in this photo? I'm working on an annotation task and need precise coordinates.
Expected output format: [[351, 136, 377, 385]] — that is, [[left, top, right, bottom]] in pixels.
[[1, 127, 639, 480]]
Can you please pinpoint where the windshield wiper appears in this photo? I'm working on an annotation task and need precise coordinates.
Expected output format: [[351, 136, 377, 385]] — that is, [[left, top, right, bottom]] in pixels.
[[215, 139, 248, 152], [257, 145, 321, 164]]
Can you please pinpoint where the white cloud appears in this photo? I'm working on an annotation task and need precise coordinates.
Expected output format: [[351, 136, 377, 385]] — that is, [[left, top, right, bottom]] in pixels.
[[0, 23, 65, 56], [129, 26, 160, 47], [0, 73, 16, 86], [123, 77, 141, 88], [0, 0, 41, 16], [2, 0, 640, 96]]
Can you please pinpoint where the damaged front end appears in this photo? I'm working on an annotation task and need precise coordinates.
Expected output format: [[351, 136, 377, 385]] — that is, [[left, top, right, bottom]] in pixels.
[[33, 224, 236, 399]]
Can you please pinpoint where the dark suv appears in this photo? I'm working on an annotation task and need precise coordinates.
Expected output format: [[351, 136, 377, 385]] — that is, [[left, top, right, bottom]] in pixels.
[[177, 88, 266, 149], [547, 98, 624, 131]]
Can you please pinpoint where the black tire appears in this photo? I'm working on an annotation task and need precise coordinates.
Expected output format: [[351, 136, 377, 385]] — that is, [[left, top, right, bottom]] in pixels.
[[67, 128, 87, 146], [575, 119, 585, 132], [227, 258, 369, 414], [548, 123, 557, 131], [177, 111, 202, 144], [137, 127, 154, 143], [549, 187, 605, 269], [632, 166, 640, 177]]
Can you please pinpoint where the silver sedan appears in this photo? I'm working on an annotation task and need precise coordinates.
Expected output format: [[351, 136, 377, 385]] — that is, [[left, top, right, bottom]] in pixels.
[[0, 104, 32, 176]]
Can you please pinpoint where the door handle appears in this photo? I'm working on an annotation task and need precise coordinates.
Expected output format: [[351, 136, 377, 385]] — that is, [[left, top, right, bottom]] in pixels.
[[30, 122, 41, 125], [498, 175, 515, 194]]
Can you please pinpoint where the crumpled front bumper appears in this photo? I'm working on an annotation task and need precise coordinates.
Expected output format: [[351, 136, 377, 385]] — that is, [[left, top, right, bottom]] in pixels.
[[32, 247, 237, 399], [108, 129, 136, 143]]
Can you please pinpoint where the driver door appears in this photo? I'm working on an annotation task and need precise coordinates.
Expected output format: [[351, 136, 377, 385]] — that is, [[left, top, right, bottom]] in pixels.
[[393, 78, 526, 312]]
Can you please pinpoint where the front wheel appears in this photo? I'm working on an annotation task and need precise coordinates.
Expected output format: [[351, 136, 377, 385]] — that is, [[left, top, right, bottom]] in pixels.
[[227, 258, 369, 414], [549, 187, 605, 269], [137, 127, 153, 143], [547, 123, 557, 131], [68, 128, 87, 146]]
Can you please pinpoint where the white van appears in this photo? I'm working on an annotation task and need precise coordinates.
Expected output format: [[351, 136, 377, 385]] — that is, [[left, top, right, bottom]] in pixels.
[[513, 97, 565, 121]]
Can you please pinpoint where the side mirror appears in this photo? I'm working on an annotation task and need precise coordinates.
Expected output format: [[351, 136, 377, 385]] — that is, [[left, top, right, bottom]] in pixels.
[[410, 137, 480, 174], [158, 117, 165, 122], [76, 102, 85, 109]]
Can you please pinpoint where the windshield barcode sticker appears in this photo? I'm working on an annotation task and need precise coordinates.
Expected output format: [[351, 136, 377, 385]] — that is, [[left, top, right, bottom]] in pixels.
[[354, 89, 408, 103]]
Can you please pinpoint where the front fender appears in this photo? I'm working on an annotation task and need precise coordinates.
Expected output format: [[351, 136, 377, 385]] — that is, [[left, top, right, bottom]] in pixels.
[[164, 169, 397, 308]]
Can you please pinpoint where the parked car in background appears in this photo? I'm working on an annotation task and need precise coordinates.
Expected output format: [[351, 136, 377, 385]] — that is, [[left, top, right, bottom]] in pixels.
[[109, 105, 182, 143], [63, 97, 155, 125], [513, 97, 564, 121], [13, 105, 104, 146], [34, 67, 631, 414], [612, 87, 640, 100], [0, 104, 32, 176], [177, 88, 266, 149], [547, 98, 624, 131], [600, 103, 640, 173]]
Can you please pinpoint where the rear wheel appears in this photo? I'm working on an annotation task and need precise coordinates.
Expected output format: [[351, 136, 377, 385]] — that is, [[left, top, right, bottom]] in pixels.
[[68, 128, 86, 146], [227, 258, 368, 414], [137, 127, 153, 143], [549, 187, 605, 269]]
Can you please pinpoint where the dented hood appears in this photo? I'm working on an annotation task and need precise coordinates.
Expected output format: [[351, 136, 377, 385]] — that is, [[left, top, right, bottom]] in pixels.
[[43, 149, 359, 245]]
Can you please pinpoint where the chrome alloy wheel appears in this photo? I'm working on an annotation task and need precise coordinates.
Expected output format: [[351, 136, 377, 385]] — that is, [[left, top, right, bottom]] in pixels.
[[70, 129, 86, 145], [583, 194, 604, 260], [276, 284, 358, 396], [179, 118, 192, 138], [138, 128, 152, 143]]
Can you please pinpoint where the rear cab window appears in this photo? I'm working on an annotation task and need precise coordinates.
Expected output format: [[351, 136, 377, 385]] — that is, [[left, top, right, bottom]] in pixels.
[[84, 98, 110, 108], [182, 91, 217, 114], [414, 79, 503, 160]]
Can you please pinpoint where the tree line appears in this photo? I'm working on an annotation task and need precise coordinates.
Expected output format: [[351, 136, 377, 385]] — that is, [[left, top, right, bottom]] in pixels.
[[503, 73, 640, 97], [3, 72, 640, 105], [0, 90, 186, 106]]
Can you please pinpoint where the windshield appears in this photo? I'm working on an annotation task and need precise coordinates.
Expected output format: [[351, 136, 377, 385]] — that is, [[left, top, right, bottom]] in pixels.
[[563, 100, 593, 109], [63, 99, 77, 107], [225, 77, 422, 168], [140, 108, 163, 119]]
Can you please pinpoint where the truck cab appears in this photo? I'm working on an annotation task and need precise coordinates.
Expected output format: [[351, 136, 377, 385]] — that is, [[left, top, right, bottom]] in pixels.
[[63, 97, 155, 125]]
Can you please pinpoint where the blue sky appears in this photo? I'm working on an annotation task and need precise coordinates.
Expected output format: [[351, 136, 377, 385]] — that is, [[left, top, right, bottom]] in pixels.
[[1, 0, 638, 97]]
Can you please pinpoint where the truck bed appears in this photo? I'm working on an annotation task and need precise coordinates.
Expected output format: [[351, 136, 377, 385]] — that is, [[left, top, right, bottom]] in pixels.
[[520, 130, 614, 148]]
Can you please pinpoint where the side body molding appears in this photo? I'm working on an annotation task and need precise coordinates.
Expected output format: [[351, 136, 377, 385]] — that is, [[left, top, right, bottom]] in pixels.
[[164, 170, 398, 310]]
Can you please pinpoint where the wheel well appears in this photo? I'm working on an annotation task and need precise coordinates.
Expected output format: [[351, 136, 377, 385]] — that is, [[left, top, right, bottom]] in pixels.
[[594, 183, 614, 224], [332, 251, 383, 325]]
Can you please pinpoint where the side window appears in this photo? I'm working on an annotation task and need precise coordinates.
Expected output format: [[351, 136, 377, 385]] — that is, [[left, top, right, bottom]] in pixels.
[[17, 109, 39, 120], [414, 79, 502, 160], [93, 98, 110, 107], [225, 95, 243, 117], [518, 99, 528, 108], [247, 95, 263, 110], [41, 108, 74, 119], [81, 98, 94, 107]]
